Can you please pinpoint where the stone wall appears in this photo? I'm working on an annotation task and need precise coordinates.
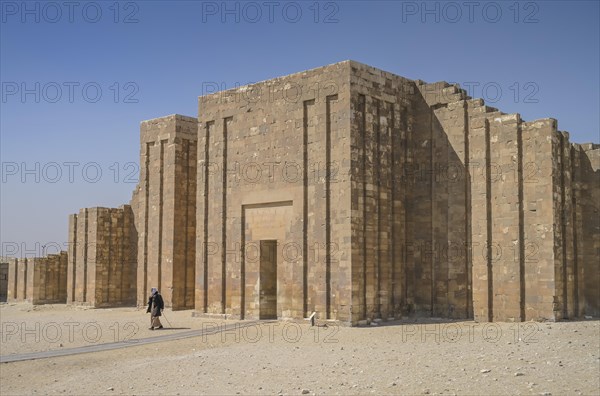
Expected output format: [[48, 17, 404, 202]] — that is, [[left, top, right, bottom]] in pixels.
[[67, 206, 136, 307], [406, 82, 473, 320], [5, 257, 17, 301], [16, 258, 29, 302], [190, 60, 599, 324], [5, 253, 67, 304], [0, 261, 8, 301], [347, 64, 479, 323], [348, 62, 416, 323], [415, 80, 599, 322], [132, 115, 197, 309], [195, 61, 352, 321], [576, 144, 600, 316], [13, 61, 594, 324]]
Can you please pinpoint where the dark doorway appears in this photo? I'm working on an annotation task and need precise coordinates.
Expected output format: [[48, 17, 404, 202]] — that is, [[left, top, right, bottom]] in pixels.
[[259, 240, 277, 319]]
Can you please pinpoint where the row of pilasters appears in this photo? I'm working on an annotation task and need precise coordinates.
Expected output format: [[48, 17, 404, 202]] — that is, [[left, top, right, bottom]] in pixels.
[[351, 91, 410, 322], [6, 253, 67, 304]]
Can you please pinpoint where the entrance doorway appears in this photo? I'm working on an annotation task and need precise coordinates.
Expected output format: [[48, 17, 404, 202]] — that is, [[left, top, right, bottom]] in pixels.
[[259, 240, 277, 319]]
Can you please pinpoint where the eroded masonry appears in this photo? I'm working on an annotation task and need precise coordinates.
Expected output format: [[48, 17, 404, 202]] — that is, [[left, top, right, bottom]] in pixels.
[[6, 61, 599, 324]]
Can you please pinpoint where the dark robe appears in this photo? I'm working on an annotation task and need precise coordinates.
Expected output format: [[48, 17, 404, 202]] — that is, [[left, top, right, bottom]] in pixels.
[[146, 292, 164, 317]]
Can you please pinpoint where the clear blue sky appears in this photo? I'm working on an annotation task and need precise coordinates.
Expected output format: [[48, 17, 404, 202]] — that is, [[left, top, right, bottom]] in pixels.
[[1, 0, 599, 256]]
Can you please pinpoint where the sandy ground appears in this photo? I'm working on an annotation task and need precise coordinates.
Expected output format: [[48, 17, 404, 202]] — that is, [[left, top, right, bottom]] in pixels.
[[0, 303, 598, 395]]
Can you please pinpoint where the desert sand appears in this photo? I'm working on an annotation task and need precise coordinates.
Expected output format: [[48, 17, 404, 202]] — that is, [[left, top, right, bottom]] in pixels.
[[0, 303, 598, 395]]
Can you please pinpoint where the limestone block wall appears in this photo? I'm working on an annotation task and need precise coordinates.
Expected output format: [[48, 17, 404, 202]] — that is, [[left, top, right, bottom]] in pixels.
[[17, 258, 29, 301], [404, 81, 599, 320], [29, 252, 68, 304], [195, 61, 351, 321], [401, 82, 474, 320], [348, 62, 416, 323], [24, 60, 590, 324], [67, 206, 136, 307], [132, 115, 197, 309], [191, 61, 598, 324], [5, 253, 67, 304], [6, 258, 17, 301], [415, 80, 599, 322], [1, 260, 11, 301], [348, 75, 476, 323], [576, 144, 600, 316], [6, 258, 29, 302]]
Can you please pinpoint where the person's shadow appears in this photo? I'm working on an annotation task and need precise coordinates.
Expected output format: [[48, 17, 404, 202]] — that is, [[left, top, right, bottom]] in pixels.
[[156, 327, 191, 330]]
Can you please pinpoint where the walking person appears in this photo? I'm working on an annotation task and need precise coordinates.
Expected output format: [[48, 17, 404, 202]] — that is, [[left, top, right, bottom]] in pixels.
[[146, 287, 164, 330]]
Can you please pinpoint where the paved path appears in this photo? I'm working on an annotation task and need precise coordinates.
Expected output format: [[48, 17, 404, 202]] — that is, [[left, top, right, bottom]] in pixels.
[[1, 321, 267, 363]]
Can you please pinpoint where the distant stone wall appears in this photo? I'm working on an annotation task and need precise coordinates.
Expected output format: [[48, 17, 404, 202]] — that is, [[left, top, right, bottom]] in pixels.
[[4, 257, 18, 301], [67, 206, 136, 307], [5, 253, 67, 304]]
